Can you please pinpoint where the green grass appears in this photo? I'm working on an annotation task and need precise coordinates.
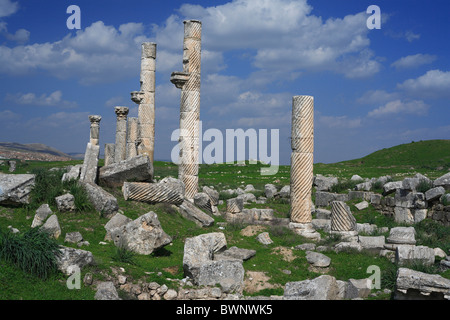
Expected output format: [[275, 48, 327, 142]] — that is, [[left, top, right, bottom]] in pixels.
[[1, 139, 450, 300]]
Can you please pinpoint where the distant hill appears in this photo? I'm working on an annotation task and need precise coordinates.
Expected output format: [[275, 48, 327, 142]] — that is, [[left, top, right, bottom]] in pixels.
[[314, 139, 450, 179], [0, 142, 73, 161], [341, 139, 450, 168]]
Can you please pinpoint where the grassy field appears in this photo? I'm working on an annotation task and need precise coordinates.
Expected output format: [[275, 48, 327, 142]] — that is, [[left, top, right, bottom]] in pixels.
[[0, 139, 449, 300]]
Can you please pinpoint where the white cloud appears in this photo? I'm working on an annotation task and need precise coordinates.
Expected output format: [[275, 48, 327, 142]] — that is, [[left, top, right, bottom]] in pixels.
[[0, 0, 18, 18], [317, 113, 362, 129], [0, 21, 151, 84], [6, 90, 77, 108], [357, 90, 400, 105], [368, 99, 429, 117], [155, 0, 379, 79], [397, 69, 450, 98], [391, 54, 437, 69]]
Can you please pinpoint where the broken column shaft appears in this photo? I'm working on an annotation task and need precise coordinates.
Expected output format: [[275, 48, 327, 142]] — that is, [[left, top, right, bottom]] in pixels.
[[290, 95, 314, 223], [80, 115, 101, 184], [131, 42, 156, 164], [170, 20, 202, 200], [89, 115, 102, 146], [126, 117, 140, 159], [114, 106, 129, 163]]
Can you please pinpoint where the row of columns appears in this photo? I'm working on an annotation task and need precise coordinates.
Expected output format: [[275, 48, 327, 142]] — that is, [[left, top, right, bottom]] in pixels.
[[82, 19, 317, 229]]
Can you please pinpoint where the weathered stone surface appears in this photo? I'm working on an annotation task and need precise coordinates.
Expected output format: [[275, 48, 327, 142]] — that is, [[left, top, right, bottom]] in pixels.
[[237, 192, 257, 203], [334, 241, 362, 253], [40, 214, 61, 239], [441, 256, 450, 270], [256, 232, 273, 245], [95, 282, 121, 300], [0, 173, 35, 206], [203, 186, 219, 206], [264, 184, 277, 198], [214, 246, 256, 261], [315, 208, 331, 219], [358, 236, 385, 252], [278, 185, 290, 198], [111, 211, 172, 255], [55, 193, 76, 212], [355, 181, 372, 191], [197, 260, 245, 293], [31, 203, 52, 228], [284, 275, 340, 300], [395, 245, 435, 266], [295, 243, 316, 251], [383, 181, 403, 195], [62, 164, 82, 182], [177, 199, 214, 227], [82, 182, 118, 218], [387, 227, 416, 245], [351, 175, 363, 181], [331, 201, 356, 232], [370, 193, 382, 206], [79, 143, 100, 184], [355, 201, 369, 211], [57, 246, 94, 275], [311, 219, 331, 232], [314, 175, 338, 191], [99, 154, 153, 188], [183, 233, 227, 276], [193, 192, 212, 214], [315, 191, 348, 207], [395, 268, 450, 300], [104, 212, 132, 241], [65, 232, 83, 244], [346, 278, 372, 299], [433, 172, 450, 190], [394, 207, 414, 224], [425, 186, 446, 201], [226, 197, 244, 213], [289, 222, 321, 241], [306, 251, 331, 267]]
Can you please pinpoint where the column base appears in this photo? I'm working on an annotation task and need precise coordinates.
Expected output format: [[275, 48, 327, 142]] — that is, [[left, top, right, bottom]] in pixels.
[[288, 222, 321, 241]]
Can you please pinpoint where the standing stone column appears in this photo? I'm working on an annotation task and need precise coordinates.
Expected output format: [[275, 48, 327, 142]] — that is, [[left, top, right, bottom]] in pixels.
[[170, 20, 202, 200], [114, 106, 129, 163], [131, 42, 156, 164], [126, 117, 140, 159], [89, 115, 102, 146], [290, 95, 314, 223], [80, 115, 101, 184]]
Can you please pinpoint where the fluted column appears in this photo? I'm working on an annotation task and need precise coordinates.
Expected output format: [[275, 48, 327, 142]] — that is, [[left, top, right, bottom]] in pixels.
[[114, 106, 129, 163], [170, 20, 202, 200], [290, 95, 314, 223]]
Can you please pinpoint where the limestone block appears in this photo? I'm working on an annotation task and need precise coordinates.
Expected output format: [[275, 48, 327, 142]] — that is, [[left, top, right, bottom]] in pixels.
[[177, 199, 214, 227], [79, 142, 100, 184], [395, 245, 435, 266], [313, 175, 338, 191], [425, 186, 446, 201], [55, 193, 76, 212], [99, 155, 153, 188], [284, 275, 340, 300], [40, 214, 61, 239], [111, 211, 172, 255], [0, 173, 35, 206], [395, 268, 450, 300], [104, 212, 132, 241], [82, 182, 118, 218], [31, 203, 52, 228], [387, 227, 416, 245]]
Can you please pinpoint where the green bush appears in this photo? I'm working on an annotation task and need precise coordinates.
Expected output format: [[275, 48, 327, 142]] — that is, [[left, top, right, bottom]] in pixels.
[[111, 241, 138, 266], [416, 179, 433, 193], [28, 168, 93, 212], [330, 179, 359, 194], [0, 227, 62, 279]]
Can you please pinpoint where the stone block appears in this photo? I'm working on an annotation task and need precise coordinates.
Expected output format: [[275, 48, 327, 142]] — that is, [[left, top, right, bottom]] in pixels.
[[0, 173, 35, 206], [82, 182, 118, 218], [99, 154, 153, 188]]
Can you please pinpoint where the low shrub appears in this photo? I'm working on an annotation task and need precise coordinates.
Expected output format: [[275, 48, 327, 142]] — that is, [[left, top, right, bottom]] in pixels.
[[0, 227, 62, 279]]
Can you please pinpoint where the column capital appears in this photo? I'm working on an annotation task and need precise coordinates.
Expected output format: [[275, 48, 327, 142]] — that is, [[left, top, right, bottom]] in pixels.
[[89, 115, 102, 125], [114, 106, 129, 120]]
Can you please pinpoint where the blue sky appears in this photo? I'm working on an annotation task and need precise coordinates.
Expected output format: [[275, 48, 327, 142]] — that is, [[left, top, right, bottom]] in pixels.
[[0, 0, 449, 165]]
